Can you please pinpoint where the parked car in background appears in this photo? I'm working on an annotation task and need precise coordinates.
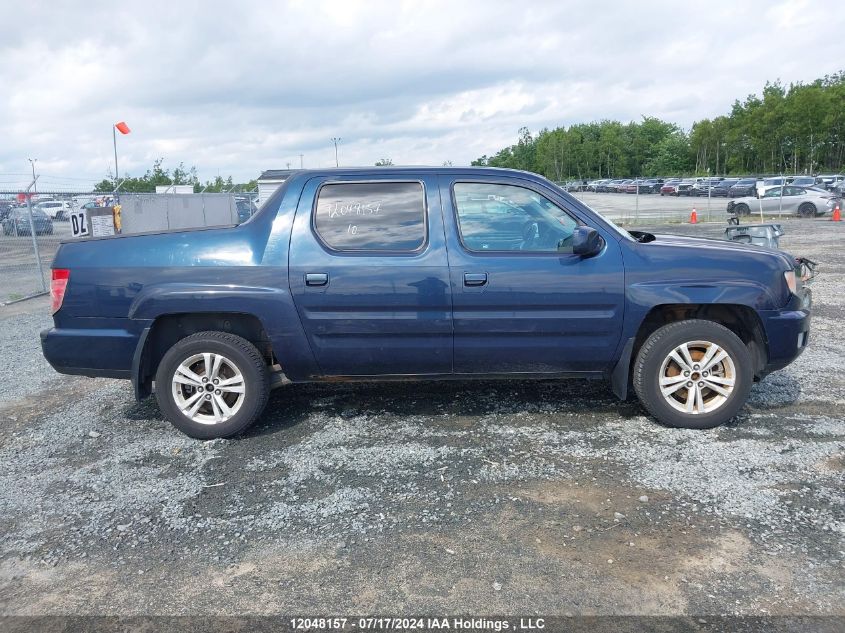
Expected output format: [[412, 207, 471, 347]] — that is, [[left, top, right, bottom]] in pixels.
[[639, 179, 663, 193], [676, 180, 696, 196], [816, 174, 843, 191], [660, 181, 681, 195], [235, 199, 257, 223], [36, 200, 72, 220], [2, 207, 54, 235], [727, 185, 840, 217], [790, 176, 816, 188], [710, 178, 739, 197], [760, 177, 785, 197], [692, 178, 720, 196], [0, 201, 14, 221], [728, 178, 758, 198], [608, 179, 631, 193]]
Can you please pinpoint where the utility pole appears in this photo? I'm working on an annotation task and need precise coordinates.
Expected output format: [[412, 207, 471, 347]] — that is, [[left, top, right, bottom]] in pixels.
[[27, 158, 37, 195], [331, 137, 341, 167]]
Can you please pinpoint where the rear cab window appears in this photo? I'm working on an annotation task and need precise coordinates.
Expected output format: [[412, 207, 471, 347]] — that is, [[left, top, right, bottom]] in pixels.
[[313, 181, 427, 252]]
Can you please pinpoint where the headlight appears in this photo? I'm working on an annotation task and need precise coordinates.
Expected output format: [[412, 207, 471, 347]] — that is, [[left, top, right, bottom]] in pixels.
[[784, 270, 798, 294]]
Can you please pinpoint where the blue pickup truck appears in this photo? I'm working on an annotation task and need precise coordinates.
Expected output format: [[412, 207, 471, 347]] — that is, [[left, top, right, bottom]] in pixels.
[[41, 167, 811, 438]]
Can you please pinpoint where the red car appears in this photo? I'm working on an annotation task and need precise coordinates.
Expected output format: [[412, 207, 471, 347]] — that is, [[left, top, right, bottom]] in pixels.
[[661, 182, 680, 195]]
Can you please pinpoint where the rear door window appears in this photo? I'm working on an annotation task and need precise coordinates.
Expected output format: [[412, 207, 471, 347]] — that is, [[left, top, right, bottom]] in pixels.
[[313, 181, 426, 252]]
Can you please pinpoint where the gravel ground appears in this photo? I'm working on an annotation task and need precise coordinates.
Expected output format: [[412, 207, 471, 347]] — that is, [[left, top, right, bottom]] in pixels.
[[0, 218, 842, 618], [0, 303, 56, 405]]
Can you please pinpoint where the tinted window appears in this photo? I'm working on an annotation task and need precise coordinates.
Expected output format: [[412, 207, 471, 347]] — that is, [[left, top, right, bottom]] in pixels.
[[314, 182, 426, 252], [453, 182, 579, 253]]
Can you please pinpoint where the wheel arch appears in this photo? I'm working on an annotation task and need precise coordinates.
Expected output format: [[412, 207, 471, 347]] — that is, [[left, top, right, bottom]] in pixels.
[[611, 303, 768, 400], [133, 312, 274, 401]]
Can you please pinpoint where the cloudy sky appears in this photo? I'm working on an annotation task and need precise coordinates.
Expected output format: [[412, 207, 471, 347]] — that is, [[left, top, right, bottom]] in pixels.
[[0, 0, 842, 189]]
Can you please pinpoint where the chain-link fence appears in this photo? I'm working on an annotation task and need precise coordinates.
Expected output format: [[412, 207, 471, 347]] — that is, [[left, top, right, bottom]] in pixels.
[[0, 187, 258, 304]]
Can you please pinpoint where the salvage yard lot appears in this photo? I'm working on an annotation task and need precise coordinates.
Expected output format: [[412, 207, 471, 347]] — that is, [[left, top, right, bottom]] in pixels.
[[0, 219, 843, 616]]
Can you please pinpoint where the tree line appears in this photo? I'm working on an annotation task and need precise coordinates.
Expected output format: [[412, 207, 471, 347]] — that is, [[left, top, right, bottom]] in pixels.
[[472, 72, 845, 180], [95, 158, 257, 193]]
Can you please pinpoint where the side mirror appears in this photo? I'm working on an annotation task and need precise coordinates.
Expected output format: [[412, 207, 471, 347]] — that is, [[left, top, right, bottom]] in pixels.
[[572, 226, 603, 257]]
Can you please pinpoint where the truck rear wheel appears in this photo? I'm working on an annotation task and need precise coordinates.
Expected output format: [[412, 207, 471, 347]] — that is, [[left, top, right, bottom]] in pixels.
[[633, 320, 753, 429], [154, 331, 270, 439]]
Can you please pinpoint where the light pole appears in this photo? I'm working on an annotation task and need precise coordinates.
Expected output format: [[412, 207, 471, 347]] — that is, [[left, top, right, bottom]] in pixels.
[[112, 121, 131, 185], [27, 158, 37, 195], [331, 137, 341, 167]]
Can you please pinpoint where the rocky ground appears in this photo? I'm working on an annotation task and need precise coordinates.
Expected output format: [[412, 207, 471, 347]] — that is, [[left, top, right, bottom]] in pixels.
[[0, 218, 842, 619]]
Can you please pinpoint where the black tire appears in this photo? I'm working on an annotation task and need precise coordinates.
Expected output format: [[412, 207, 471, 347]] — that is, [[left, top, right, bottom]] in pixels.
[[154, 331, 270, 439], [633, 320, 753, 430], [735, 203, 750, 216], [798, 202, 816, 218]]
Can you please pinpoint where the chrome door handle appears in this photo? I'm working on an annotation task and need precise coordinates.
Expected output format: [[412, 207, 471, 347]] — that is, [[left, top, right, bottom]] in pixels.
[[464, 272, 488, 286], [305, 273, 329, 286]]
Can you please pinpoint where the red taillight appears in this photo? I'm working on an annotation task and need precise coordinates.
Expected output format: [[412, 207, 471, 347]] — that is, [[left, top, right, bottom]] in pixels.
[[51, 269, 69, 314]]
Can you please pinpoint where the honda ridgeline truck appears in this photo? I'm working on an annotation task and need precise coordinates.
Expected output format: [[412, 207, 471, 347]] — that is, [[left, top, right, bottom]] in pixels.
[[41, 168, 812, 438]]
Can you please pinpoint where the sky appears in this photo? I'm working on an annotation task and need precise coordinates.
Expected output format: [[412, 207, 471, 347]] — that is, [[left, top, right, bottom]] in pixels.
[[0, 0, 842, 190]]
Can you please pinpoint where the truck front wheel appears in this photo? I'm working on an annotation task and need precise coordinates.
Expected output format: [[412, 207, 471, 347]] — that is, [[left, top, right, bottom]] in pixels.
[[154, 331, 270, 439], [633, 320, 753, 429]]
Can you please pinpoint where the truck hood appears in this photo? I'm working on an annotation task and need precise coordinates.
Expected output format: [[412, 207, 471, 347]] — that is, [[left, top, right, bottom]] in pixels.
[[635, 231, 796, 269]]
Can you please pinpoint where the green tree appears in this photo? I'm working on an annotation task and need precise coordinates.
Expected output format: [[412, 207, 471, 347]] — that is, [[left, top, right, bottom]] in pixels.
[[95, 159, 255, 193], [473, 71, 845, 178]]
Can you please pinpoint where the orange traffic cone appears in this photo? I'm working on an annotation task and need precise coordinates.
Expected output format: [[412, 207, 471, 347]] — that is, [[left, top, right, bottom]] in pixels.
[[689, 208, 698, 224], [833, 205, 841, 222]]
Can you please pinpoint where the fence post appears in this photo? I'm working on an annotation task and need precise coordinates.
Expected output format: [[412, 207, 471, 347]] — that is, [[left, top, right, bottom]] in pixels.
[[24, 177, 47, 293]]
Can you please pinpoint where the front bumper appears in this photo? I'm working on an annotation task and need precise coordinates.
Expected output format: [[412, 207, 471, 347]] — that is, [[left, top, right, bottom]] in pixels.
[[759, 289, 812, 374]]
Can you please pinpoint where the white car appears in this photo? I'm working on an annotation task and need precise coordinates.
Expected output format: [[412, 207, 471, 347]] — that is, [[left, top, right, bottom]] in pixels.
[[36, 200, 72, 220], [728, 185, 841, 217]]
